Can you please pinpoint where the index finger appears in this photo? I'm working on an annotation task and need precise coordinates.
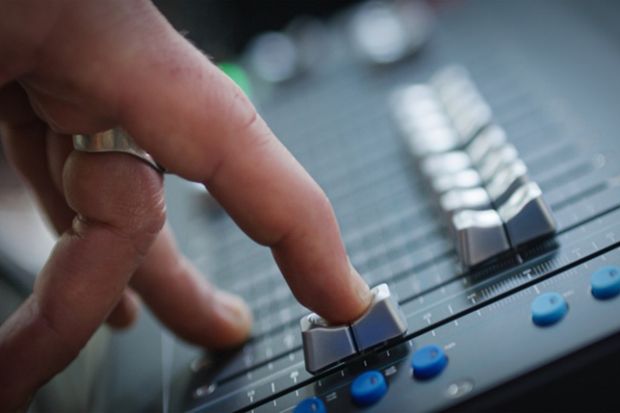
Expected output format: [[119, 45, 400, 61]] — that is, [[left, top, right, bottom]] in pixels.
[[25, 1, 372, 323], [126, 25, 371, 323]]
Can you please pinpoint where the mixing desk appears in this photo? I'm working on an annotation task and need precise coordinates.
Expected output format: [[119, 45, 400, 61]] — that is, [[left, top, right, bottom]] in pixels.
[[11, 0, 613, 412]]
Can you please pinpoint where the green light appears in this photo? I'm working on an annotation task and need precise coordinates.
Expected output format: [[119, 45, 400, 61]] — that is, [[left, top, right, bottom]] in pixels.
[[218, 62, 252, 99]]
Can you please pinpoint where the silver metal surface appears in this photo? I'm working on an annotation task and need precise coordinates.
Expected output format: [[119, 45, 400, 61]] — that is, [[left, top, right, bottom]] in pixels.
[[431, 65, 471, 95], [406, 110, 452, 134], [486, 159, 529, 205], [433, 66, 492, 142], [498, 182, 557, 247], [440, 187, 491, 213], [467, 125, 507, 165], [407, 128, 460, 157], [478, 144, 519, 182], [300, 284, 408, 373], [440, 83, 480, 115], [395, 83, 436, 103], [432, 168, 483, 194], [442, 86, 483, 117], [451, 100, 493, 142], [421, 151, 471, 177], [300, 313, 357, 373], [350, 283, 408, 351], [391, 66, 558, 269], [73, 129, 165, 173], [452, 209, 511, 267], [392, 85, 456, 156]]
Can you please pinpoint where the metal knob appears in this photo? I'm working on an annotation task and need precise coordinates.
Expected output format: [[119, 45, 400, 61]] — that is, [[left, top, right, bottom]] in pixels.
[[300, 284, 408, 373]]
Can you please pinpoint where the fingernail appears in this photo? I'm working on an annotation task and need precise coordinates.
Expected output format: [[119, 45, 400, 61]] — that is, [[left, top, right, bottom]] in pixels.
[[349, 260, 373, 310], [214, 291, 253, 333]]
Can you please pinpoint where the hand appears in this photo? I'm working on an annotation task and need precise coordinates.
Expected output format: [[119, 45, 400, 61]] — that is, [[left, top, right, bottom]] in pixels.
[[0, 0, 372, 410]]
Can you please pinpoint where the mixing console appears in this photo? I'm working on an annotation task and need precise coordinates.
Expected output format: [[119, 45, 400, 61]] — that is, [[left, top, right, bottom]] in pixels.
[[154, 1, 620, 412]]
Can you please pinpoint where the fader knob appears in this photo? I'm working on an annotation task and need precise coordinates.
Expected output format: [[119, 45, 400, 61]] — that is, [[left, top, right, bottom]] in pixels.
[[300, 284, 408, 373], [440, 187, 492, 214], [486, 159, 529, 206], [498, 182, 556, 247], [300, 314, 357, 373], [350, 283, 408, 351], [451, 209, 511, 267]]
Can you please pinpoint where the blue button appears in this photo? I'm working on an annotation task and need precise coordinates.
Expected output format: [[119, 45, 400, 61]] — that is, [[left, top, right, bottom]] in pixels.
[[411, 344, 448, 379], [531, 292, 568, 326], [350, 370, 388, 406], [591, 266, 620, 300], [294, 397, 326, 413]]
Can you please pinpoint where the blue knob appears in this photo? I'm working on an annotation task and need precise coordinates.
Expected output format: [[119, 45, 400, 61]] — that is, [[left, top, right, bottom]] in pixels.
[[591, 266, 620, 300], [411, 344, 448, 379], [350, 370, 388, 406], [294, 397, 326, 413], [531, 292, 568, 326]]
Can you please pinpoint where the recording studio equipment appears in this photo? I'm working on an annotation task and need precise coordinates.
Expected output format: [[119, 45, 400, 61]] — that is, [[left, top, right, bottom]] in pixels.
[[164, 1, 620, 411]]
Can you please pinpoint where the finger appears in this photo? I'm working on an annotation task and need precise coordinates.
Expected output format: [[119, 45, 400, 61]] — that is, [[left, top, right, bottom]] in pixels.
[[0, 151, 165, 410], [130, 225, 252, 348], [106, 289, 140, 329], [46, 135, 146, 330], [3, 117, 250, 344], [0, 83, 141, 332], [1, 84, 243, 345], [117, 14, 371, 323], [42, 129, 251, 342], [13, 0, 371, 323], [41, 135, 251, 342], [0, 83, 73, 232]]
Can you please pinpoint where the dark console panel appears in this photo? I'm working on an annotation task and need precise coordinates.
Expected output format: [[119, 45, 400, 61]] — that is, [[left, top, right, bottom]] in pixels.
[[156, 1, 620, 412]]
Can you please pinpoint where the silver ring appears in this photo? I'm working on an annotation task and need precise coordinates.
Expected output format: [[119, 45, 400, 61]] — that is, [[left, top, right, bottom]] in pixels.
[[72, 128, 165, 174]]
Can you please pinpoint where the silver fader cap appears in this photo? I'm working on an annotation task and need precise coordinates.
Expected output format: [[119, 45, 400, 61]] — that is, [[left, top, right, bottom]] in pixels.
[[452, 209, 511, 267], [407, 127, 460, 157], [451, 98, 493, 142], [432, 168, 482, 194], [441, 83, 481, 117], [440, 187, 491, 213], [486, 159, 529, 206], [467, 125, 507, 165], [391, 84, 437, 117], [478, 144, 519, 182], [300, 284, 408, 373], [350, 284, 408, 351], [421, 151, 472, 177], [399, 109, 449, 134], [431, 65, 472, 98], [300, 314, 357, 374], [498, 182, 557, 247]]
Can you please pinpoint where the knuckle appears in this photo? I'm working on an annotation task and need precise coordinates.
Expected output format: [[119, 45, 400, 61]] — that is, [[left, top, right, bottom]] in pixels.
[[64, 151, 166, 255], [114, 188, 166, 244], [306, 184, 336, 227], [227, 83, 265, 143]]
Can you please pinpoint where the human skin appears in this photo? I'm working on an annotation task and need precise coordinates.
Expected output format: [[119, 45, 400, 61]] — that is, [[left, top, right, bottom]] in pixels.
[[0, 0, 372, 410]]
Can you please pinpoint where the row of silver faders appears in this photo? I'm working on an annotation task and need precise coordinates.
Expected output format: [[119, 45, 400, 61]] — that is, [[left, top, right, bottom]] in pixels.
[[391, 66, 557, 267], [301, 284, 408, 373]]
